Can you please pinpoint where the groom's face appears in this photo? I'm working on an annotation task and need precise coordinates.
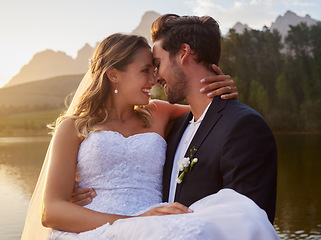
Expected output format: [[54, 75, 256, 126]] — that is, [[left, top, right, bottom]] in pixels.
[[152, 40, 187, 104]]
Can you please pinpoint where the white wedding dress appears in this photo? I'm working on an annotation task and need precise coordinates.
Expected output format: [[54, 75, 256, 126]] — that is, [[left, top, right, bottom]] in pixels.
[[48, 131, 279, 240]]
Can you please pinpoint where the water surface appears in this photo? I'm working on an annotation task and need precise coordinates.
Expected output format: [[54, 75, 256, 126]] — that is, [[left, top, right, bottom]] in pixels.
[[0, 134, 320, 239], [0, 136, 50, 239]]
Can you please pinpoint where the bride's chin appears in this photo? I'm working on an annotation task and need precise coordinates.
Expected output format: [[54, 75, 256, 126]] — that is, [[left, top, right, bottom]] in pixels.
[[134, 99, 149, 106]]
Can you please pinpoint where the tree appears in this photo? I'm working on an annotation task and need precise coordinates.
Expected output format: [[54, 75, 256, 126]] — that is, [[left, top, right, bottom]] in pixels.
[[219, 22, 321, 132]]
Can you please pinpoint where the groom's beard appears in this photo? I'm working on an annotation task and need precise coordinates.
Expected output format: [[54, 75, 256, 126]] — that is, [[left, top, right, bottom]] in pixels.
[[167, 61, 187, 104]]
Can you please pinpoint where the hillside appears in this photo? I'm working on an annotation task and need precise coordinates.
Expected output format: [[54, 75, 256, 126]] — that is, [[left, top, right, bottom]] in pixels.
[[0, 74, 83, 108], [4, 11, 160, 88], [5, 46, 94, 88], [6, 10, 319, 89]]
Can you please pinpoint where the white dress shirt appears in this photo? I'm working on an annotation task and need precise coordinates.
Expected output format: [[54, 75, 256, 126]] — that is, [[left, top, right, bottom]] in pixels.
[[168, 101, 212, 203]]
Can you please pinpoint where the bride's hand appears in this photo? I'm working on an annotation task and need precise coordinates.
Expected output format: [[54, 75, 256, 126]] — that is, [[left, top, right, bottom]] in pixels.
[[200, 64, 238, 100], [70, 184, 97, 206], [139, 202, 193, 217]]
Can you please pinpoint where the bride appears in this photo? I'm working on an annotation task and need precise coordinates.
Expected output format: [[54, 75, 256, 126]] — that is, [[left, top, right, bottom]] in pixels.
[[22, 33, 279, 239]]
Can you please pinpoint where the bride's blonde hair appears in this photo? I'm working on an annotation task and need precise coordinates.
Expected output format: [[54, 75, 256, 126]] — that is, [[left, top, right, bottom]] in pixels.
[[51, 33, 152, 138]]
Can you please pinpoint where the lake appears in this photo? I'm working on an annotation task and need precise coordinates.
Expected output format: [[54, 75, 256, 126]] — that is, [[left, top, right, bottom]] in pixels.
[[0, 134, 320, 239]]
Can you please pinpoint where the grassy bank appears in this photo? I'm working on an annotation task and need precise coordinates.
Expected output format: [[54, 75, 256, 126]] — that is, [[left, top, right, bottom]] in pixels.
[[1, 107, 319, 138], [0, 108, 65, 137]]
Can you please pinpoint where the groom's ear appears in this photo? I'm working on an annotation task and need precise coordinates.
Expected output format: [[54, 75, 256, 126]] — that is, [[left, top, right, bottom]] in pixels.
[[179, 43, 192, 64], [106, 67, 118, 83]]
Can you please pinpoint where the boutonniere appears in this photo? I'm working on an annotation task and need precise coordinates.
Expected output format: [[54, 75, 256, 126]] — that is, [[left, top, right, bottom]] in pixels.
[[176, 147, 198, 184]]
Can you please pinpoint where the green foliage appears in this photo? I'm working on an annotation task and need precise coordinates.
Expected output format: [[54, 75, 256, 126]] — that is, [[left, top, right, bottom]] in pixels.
[[220, 23, 321, 132], [0, 107, 65, 137], [249, 80, 269, 114], [151, 84, 167, 101]]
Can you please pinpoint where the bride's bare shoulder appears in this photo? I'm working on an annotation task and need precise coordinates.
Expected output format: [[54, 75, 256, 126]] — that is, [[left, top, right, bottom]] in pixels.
[[148, 99, 170, 112], [56, 118, 76, 131], [148, 100, 190, 121], [54, 118, 82, 143]]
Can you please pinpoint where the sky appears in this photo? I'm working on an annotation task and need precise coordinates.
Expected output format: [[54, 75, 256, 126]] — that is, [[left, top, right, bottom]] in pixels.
[[0, 0, 320, 87]]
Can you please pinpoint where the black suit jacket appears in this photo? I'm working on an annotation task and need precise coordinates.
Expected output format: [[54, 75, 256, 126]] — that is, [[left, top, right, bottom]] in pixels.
[[163, 96, 277, 223]]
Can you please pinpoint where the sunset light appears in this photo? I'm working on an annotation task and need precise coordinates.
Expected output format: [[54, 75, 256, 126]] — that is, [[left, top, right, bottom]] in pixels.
[[1, 0, 320, 87], [1, 1, 321, 240]]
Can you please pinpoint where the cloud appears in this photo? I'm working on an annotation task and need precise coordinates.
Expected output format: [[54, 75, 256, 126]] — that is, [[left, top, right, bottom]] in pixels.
[[184, 0, 285, 32], [291, 0, 317, 7]]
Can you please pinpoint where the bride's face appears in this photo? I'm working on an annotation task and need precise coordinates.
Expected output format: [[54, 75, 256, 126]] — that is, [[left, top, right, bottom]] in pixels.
[[116, 47, 156, 106]]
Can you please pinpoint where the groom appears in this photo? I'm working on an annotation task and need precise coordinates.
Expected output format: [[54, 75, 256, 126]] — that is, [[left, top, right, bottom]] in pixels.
[[151, 14, 277, 223]]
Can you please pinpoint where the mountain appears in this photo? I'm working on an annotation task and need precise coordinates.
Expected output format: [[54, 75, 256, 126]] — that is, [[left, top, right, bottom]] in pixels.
[[3, 11, 160, 88], [2, 10, 320, 88], [5, 46, 95, 88], [231, 10, 319, 38], [0, 75, 83, 108], [270, 10, 319, 39], [132, 11, 161, 44], [74, 43, 96, 71], [232, 22, 251, 34]]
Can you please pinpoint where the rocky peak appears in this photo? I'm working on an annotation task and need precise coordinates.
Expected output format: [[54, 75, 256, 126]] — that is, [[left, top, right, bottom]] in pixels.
[[270, 10, 318, 39], [75, 43, 95, 70], [132, 11, 161, 44], [232, 22, 251, 34]]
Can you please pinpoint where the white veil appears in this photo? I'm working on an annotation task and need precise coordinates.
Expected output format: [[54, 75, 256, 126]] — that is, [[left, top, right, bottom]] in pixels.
[[21, 70, 92, 239]]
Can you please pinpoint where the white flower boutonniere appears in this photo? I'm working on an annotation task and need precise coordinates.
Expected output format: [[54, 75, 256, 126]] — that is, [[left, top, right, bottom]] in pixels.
[[176, 147, 198, 184]]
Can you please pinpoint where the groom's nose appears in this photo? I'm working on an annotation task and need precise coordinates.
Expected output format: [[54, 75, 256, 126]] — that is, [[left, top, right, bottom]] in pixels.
[[156, 77, 165, 86], [148, 74, 157, 85], [153, 74, 162, 85]]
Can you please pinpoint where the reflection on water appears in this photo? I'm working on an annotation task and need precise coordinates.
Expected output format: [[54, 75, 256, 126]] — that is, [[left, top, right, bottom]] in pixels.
[[274, 134, 321, 239], [0, 134, 320, 239], [0, 136, 50, 239], [0, 167, 32, 239]]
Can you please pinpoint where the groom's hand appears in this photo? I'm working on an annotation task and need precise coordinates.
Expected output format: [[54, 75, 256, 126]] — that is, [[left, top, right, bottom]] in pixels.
[[139, 202, 193, 217], [70, 184, 97, 206]]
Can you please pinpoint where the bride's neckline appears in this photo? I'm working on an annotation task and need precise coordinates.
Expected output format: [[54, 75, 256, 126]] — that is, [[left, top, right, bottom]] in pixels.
[[89, 130, 166, 143]]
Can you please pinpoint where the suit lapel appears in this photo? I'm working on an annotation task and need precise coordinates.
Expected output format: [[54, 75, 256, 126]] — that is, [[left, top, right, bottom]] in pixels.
[[186, 97, 227, 156], [167, 112, 193, 162], [175, 96, 228, 200], [163, 111, 193, 201]]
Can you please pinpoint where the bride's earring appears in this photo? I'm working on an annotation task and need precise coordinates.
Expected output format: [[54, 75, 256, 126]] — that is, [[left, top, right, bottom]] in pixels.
[[114, 82, 118, 94]]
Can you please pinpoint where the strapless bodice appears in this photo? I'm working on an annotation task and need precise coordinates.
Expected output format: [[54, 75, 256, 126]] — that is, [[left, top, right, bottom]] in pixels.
[[76, 131, 167, 216]]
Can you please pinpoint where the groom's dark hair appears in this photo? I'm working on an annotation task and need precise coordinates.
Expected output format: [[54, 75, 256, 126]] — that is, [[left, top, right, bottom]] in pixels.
[[151, 14, 221, 67]]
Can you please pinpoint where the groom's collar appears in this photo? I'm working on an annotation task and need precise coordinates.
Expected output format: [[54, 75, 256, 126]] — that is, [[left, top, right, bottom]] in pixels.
[[189, 101, 212, 125], [185, 96, 228, 157], [189, 96, 227, 121]]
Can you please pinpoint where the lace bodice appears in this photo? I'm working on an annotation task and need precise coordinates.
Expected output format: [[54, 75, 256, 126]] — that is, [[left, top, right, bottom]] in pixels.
[[76, 131, 166, 216]]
